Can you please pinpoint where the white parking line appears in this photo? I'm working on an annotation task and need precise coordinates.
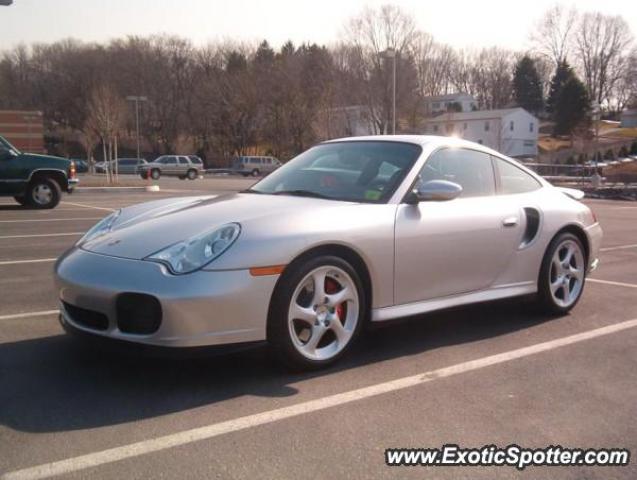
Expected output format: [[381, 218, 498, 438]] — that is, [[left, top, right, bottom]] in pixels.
[[4, 317, 637, 480], [0, 310, 59, 321], [588, 278, 637, 289], [0, 233, 83, 240], [600, 243, 637, 252], [0, 218, 100, 223], [0, 258, 56, 266], [61, 201, 116, 212]]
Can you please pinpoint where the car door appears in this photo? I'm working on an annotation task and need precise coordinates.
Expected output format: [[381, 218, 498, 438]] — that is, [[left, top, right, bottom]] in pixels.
[[178, 156, 190, 174], [0, 148, 28, 194], [394, 147, 522, 305]]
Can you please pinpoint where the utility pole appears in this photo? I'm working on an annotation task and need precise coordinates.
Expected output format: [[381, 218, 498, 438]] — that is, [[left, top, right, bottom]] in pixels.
[[380, 48, 397, 135], [126, 96, 147, 159]]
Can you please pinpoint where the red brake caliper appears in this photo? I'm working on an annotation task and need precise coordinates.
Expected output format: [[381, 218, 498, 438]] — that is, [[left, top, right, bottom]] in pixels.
[[325, 278, 345, 322]]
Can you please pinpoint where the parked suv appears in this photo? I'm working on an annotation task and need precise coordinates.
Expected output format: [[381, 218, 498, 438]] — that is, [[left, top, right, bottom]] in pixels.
[[231, 156, 281, 177], [0, 135, 78, 209], [139, 155, 202, 180]]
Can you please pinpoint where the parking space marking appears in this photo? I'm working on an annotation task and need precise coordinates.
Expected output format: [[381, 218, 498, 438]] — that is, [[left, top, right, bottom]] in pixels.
[[4, 317, 637, 480], [0, 232, 84, 240], [61, 202, 116, 212], [600, 243, 637, 252], [588, 278, 637, 289], [0, 218, 101, 223], [0, 258, 56, 266], [0, 310, 58, 321]]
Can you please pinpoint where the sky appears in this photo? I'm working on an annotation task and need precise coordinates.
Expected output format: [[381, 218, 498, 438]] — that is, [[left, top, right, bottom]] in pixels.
[[1, 0, 636, 51]]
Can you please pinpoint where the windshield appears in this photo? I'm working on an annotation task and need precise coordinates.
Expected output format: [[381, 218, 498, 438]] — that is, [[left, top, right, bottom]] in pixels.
[[0, 135, 20, 154], [249, 141, 422, 203]]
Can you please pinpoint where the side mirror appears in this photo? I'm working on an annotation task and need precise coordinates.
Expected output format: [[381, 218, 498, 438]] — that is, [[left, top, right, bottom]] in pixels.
[[0, 149, 16, 160], [405, 180, 463, 204]]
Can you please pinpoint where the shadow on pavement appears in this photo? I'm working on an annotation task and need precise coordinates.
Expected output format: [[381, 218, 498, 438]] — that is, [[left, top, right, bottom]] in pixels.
[[0, 297, 552, 433]]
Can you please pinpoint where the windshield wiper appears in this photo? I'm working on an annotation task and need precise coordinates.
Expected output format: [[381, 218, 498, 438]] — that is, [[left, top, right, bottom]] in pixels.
[[272, 190, 331, 199]]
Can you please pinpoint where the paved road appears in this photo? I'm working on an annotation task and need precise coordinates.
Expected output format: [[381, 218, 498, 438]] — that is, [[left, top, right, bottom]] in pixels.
[[1, 181, 636, 479]]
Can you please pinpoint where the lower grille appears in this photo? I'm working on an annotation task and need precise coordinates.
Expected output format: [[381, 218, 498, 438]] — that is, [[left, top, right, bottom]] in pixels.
[[62, 301, 109, 331]]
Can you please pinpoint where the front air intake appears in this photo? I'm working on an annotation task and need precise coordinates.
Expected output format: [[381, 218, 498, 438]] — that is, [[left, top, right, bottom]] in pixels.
[[116, 293, 162, 335]]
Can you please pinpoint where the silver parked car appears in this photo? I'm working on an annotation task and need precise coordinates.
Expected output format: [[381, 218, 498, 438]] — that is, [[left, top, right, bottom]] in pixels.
[[55, 136, 602, 370], [139, 155, 202, 180], [232, 155, 281, 177], [95, 158, 147, 174]]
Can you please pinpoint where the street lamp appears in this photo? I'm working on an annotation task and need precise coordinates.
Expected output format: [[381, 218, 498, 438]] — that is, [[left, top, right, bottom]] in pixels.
[[380, 48, 396, 135], [591, 101, 601, 167], [126, 95, 147, 160]]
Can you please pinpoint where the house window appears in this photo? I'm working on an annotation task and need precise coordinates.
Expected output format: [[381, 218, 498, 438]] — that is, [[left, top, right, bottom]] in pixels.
[[529, 122, 534, 132], [433, 124, 439, 133], [510, 121, 514, 131], [484, 121, 490, 132]]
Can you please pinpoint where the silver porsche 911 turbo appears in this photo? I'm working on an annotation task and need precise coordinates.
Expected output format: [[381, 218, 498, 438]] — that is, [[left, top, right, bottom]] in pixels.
[[55, 136, 602, 369]]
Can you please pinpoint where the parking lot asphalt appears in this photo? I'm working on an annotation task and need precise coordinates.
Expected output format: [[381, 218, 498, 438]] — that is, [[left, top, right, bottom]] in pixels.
[[1, 178, 636, 479]]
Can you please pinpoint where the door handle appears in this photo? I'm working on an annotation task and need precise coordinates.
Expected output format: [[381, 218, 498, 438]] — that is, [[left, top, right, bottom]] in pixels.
[[502, 217, 518, 227]]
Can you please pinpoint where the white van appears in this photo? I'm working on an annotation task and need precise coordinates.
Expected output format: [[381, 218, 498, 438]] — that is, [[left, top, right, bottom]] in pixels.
[[231, 156, 281, 177]]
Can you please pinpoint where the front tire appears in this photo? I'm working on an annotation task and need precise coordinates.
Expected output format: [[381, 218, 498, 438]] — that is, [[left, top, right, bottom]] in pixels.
[[536, 233, 586, 315], [27, 177, 61, 209], [150, 169, 160, 180], [251, 169, 260, 177], [267, 255, 367, 371], [187, 169, 197, 180]]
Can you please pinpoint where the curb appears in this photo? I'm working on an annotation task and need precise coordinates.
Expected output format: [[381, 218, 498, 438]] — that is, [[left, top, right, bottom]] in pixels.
[[74, 185, 161, 193]]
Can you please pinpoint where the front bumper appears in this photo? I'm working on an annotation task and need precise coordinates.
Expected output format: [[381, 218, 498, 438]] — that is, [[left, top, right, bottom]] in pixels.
[[54, 248, 279, 348], [68, 178, 79, 192]]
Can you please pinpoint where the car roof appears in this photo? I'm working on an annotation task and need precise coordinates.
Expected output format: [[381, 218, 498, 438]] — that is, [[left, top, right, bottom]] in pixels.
[[322, 135, 511, 160]]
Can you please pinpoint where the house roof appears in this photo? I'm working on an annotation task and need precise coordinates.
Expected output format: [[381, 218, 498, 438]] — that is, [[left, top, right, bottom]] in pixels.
[[423, 93, 474, 102], [423, 107, 536, 122]]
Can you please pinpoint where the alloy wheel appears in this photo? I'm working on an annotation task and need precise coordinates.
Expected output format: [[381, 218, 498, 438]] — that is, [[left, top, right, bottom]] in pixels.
[[32, 184, 53, 206], [549, 239, 585, 308], [287, 265, 359, 361]]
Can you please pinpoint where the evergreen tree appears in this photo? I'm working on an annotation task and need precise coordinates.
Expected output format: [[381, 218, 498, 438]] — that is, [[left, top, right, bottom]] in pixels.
[[512, 55, 544, 114], [554, 76, 590, 136], [546, 60, 573, 115]]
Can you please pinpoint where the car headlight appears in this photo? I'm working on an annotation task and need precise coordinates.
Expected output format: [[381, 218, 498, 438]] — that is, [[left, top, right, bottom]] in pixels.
[[145, 223, 241, 274], [77, 210, 121, 245]]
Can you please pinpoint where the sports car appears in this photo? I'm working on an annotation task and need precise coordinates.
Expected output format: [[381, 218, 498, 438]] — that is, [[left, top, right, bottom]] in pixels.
[[54, 136, 602, 369]]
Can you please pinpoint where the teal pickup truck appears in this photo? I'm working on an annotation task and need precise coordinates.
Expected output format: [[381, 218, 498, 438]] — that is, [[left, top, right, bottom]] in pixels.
[[0, 135, 78, 209]]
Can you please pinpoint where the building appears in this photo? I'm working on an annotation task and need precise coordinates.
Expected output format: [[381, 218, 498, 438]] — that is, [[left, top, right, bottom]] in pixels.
[[316, 105, 378, 139], [422, 108, 539, 158], [620, 109, 637, 128], [0, 110, 45, 153], [423, 93, 477, 117]]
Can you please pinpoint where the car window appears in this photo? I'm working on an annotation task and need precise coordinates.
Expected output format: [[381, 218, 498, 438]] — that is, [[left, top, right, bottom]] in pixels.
[[494, 157, 541, 194], [418, 148, 495, 198], [178, 157, 189, 164]]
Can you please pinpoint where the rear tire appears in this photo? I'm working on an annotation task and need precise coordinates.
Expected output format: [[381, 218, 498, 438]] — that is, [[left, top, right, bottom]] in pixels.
[[27, 177, 61, 209], [536, 232, 587, 315], [251, 169, 260, 177], [267, 255, 367, 371], [187, 169, 197, 180]]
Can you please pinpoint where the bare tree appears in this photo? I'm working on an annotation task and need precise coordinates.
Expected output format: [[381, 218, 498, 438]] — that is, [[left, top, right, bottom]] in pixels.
[[531, 4, 578, 66], [574, 12, 634, 105], [85, 84, 126, 183]]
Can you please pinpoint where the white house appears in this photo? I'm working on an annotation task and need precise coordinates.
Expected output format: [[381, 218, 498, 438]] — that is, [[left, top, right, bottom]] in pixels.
[[423, 93, 477, 116], [422, 108, 539, 158], [316, 105, 378, 139]]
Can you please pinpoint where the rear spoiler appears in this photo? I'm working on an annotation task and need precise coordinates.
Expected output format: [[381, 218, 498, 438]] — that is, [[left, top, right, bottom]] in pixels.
[[556, 187, 585, 200]]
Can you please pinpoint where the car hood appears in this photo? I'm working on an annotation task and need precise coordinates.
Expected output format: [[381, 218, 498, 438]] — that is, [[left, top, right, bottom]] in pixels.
[[19, 153, 72, 169], [80, 193, 364, 260]]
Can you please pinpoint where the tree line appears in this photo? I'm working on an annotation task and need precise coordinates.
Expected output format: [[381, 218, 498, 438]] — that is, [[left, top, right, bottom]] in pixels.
[[0, 4, 634, 164]]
